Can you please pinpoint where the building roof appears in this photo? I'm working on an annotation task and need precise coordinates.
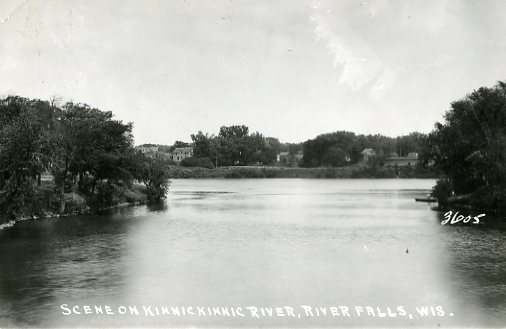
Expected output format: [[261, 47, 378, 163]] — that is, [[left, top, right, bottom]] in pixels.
[[361, 148, 375, 154]]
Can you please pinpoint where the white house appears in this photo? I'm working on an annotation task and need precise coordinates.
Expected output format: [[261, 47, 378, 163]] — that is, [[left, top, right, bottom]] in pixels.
[[384, 152, 419, 167], [361, 148, 376, 162], [172, 147, 193, 163]]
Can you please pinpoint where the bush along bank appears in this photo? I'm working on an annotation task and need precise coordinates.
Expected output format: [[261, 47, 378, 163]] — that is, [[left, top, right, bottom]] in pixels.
[[431, 178, 506, 214], [0, 182, 151, 229], [167, 165, 438, 179]]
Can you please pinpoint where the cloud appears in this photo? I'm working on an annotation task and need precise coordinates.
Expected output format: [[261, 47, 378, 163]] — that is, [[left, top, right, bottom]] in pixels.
[[370, 67, 397, 100], [0, 0, 27, 25], [309, 1, 396, 97]]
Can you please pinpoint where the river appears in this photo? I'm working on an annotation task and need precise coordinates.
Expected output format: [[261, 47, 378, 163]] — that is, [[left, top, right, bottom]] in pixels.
[[0, 179, 505, 327]]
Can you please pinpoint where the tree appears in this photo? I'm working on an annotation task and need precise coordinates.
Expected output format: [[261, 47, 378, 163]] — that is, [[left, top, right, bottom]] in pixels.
[[218, 125, 250, 165], [170, 140, 190, 152], [258, 137, 281, 165], [429, 81, 506, 200], [0, 95, 171, 219], [218, 125, 249, 139], [191, 131, 214, 158], [139, 157, 171, 202], [301, 131, 356, 167], [301, 130, 427, 168], [44, 102, 135, 211], [396, 132, 427, 157], [322, 146, 347, 167], [0, 97, 52, 219], [190, 126, 281, 166]]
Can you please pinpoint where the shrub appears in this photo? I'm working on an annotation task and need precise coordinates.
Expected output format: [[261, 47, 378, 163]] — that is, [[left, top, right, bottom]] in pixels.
[[224, 170, 243, 178], [431, 178, 452, 207], [224, 168, 266, 178], [140, 158, 171, 202], [93, 182, 125, 209], [324, 168, 338, 178], [180, 157, 214, 169]]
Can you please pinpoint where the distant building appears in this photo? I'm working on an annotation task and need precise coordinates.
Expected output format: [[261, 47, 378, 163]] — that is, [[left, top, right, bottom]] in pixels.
[[294, 151, 304, 162], [40, 170, 54, 182], [361, 148, 376, 162], [277, 151, 303, 167], [172, 147, 193, 163], [384, 152, 419, 167], [277, 151, 290, 164]]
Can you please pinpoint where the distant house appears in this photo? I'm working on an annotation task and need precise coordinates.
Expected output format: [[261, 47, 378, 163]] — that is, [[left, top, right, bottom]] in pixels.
[[384, 152, 419, 167], [361, 148, 376, 162], [40, 170, 54, 182], [277, 151, 290, 164], [172, 147, 193, 163]]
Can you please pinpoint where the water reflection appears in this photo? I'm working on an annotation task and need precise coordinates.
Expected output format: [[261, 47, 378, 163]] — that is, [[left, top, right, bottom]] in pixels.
[[0, 179, 504, 327], [0, 215, 131, 326], [434, 211, 506, 327], [146, 200, 168, 212]]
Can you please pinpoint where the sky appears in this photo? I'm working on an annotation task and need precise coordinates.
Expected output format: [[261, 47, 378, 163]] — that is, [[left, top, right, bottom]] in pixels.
[[1, 0, 506, 145]]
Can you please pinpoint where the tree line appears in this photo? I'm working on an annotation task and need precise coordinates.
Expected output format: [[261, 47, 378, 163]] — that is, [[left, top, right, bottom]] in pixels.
[[189, 125, 282, 167], [2, 79, 503, 218], [0, 96, 170, 222], [300, 131, 429, 168], [183, 127, 429, 169]]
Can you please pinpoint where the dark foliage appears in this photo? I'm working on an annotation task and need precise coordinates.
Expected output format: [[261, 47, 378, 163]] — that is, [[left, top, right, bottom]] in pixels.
[[191, 126, 281, 166], [180, 157, 214, 169], [429, 81, 506, 210], [301, 131, 429, 168], [0, 96, 170, 222]]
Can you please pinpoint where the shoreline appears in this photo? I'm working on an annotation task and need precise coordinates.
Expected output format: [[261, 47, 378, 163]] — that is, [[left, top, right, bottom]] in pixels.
[[168, 165, 438, 179], [0, 210, 87, 231], [0, 202, 143, 231]]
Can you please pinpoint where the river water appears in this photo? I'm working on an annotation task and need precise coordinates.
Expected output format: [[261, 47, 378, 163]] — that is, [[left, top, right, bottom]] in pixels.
[[0, 179, 505, 327]]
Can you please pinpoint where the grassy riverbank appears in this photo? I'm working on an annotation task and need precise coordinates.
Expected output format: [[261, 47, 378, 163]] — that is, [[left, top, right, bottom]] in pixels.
[[168, 165, 437, 179]]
